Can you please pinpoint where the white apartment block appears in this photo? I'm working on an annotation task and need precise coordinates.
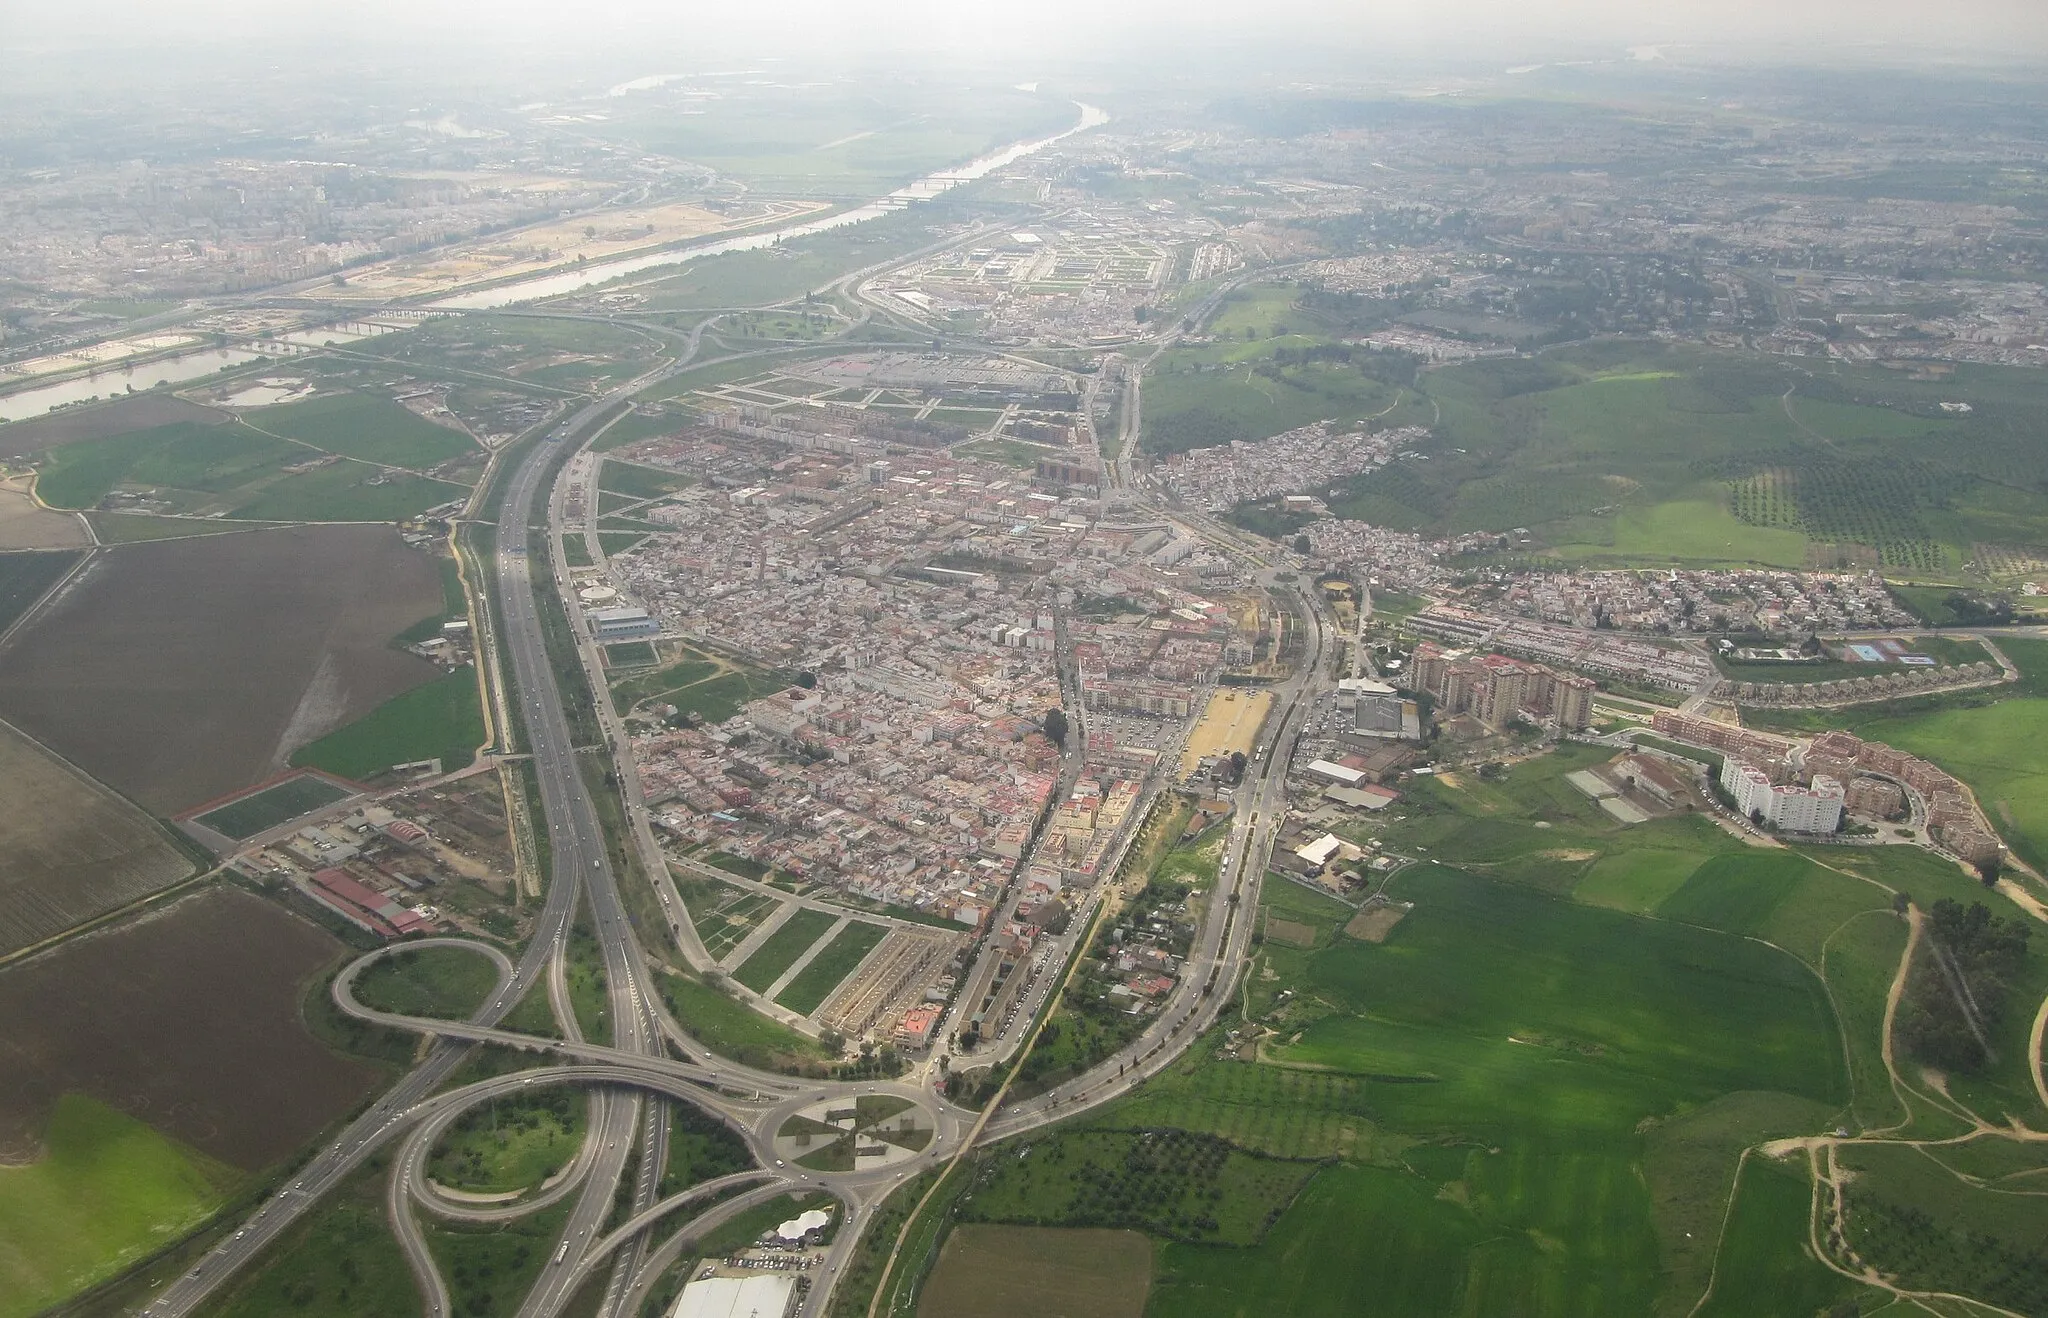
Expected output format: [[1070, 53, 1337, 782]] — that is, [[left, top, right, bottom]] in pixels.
[[1721, 759, 1845, 834]]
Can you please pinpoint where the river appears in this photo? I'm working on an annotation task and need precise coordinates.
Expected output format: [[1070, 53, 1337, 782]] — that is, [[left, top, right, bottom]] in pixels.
[[0, 102, 1106, 424], [0, 102, 1105, 425], [0, 321, 406, 423], [430, 101, 1108, 310]]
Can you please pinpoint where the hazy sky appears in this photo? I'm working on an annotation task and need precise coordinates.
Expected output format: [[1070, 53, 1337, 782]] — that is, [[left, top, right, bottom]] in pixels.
[[5, 0, 2048, 68]]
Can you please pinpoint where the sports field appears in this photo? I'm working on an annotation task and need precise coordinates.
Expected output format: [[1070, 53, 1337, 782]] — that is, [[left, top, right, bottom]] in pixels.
[[191, 772, 352, 840]]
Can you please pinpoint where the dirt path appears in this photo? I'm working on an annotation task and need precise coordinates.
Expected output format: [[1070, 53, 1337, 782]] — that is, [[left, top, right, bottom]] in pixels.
[[1879, 905, 1925, 1131]]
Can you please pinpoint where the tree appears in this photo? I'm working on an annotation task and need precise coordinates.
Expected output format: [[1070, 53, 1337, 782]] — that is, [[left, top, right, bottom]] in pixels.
[[1892, 891, 1911, 916], [1292, 534, 1312, 555], [1043, 707, 1069, 748], [795, 670, 817, 689], [1979, 855, 2004, 886], [1228, 750, 1247, 783]]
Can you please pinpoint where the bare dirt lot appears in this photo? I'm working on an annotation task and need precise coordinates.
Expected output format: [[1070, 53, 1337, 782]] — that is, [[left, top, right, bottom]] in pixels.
[[917, 1226, 1151, 1318], [0, 884, 380, 1170], [1342, 903, 1409, 943], [1264, 917, 1318, 948], [0, 719, 196, 958], [0, 524, 441, 813], [1180, 688, 1273, 776], [0, 478, 89, 549], [0, 395, 226, 459]]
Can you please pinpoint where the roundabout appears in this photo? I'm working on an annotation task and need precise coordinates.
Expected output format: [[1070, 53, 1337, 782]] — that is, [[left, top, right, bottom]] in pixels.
[[313, 936, 961, 1313]]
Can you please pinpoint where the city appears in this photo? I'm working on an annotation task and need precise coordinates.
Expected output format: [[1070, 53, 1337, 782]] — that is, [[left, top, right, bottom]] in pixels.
[[5, 10, 2048, 1318]]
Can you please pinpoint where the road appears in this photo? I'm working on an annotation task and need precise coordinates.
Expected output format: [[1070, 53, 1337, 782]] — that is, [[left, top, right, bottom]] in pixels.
[[986, 553, 1336, 1137]]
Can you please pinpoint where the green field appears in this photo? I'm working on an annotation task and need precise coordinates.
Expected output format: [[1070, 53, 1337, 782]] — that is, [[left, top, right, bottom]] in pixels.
[[660, 1103, 756, 1198], [0, 549, 81, 633], [226, 461, 466, 523], [732, 908, 840, 992], [676, 874, 782, 961], [1061, 854, 1853, 1315], [195, 1156, 414, 1318], [427, 1088, 585, 1195], [1142, 346, 1403, 455], [192, 772, 352, 838], [774, 920, 887, 1015], [612, 655, 722, 707], [33, 420, 299, 511], [598, 459, 693, 500], [423, 1199, 570, 1318], [84, 513, 283, 544], [1693, 1155, 1868, 1317], [244, 392, 474, 469], [656, 969, 834, 1073], [1836, 1140, 2048, 1311], [0, 1095, 235, 1318], [350, 945, 500, 1021], [290, 666, 484, 780], [29, 406, 471, 523], [1144, 334, 2048, 570], [956, 1128, 1315, 1246]]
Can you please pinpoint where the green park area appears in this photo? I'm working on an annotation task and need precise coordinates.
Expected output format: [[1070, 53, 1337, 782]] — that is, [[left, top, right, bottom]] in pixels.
[[0, 1095, 236, 1318], [655, 969, 834, 1074], [290, 666, 485, 781], [426, 1088, 585, 1195], [775, 920, 888, 1015], [733, 907, 840, 992], [597, 458, 693, 500]]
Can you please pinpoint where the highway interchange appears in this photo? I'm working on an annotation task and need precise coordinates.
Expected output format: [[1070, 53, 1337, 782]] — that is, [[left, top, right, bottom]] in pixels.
[[133, 201, 1340, 1318]]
